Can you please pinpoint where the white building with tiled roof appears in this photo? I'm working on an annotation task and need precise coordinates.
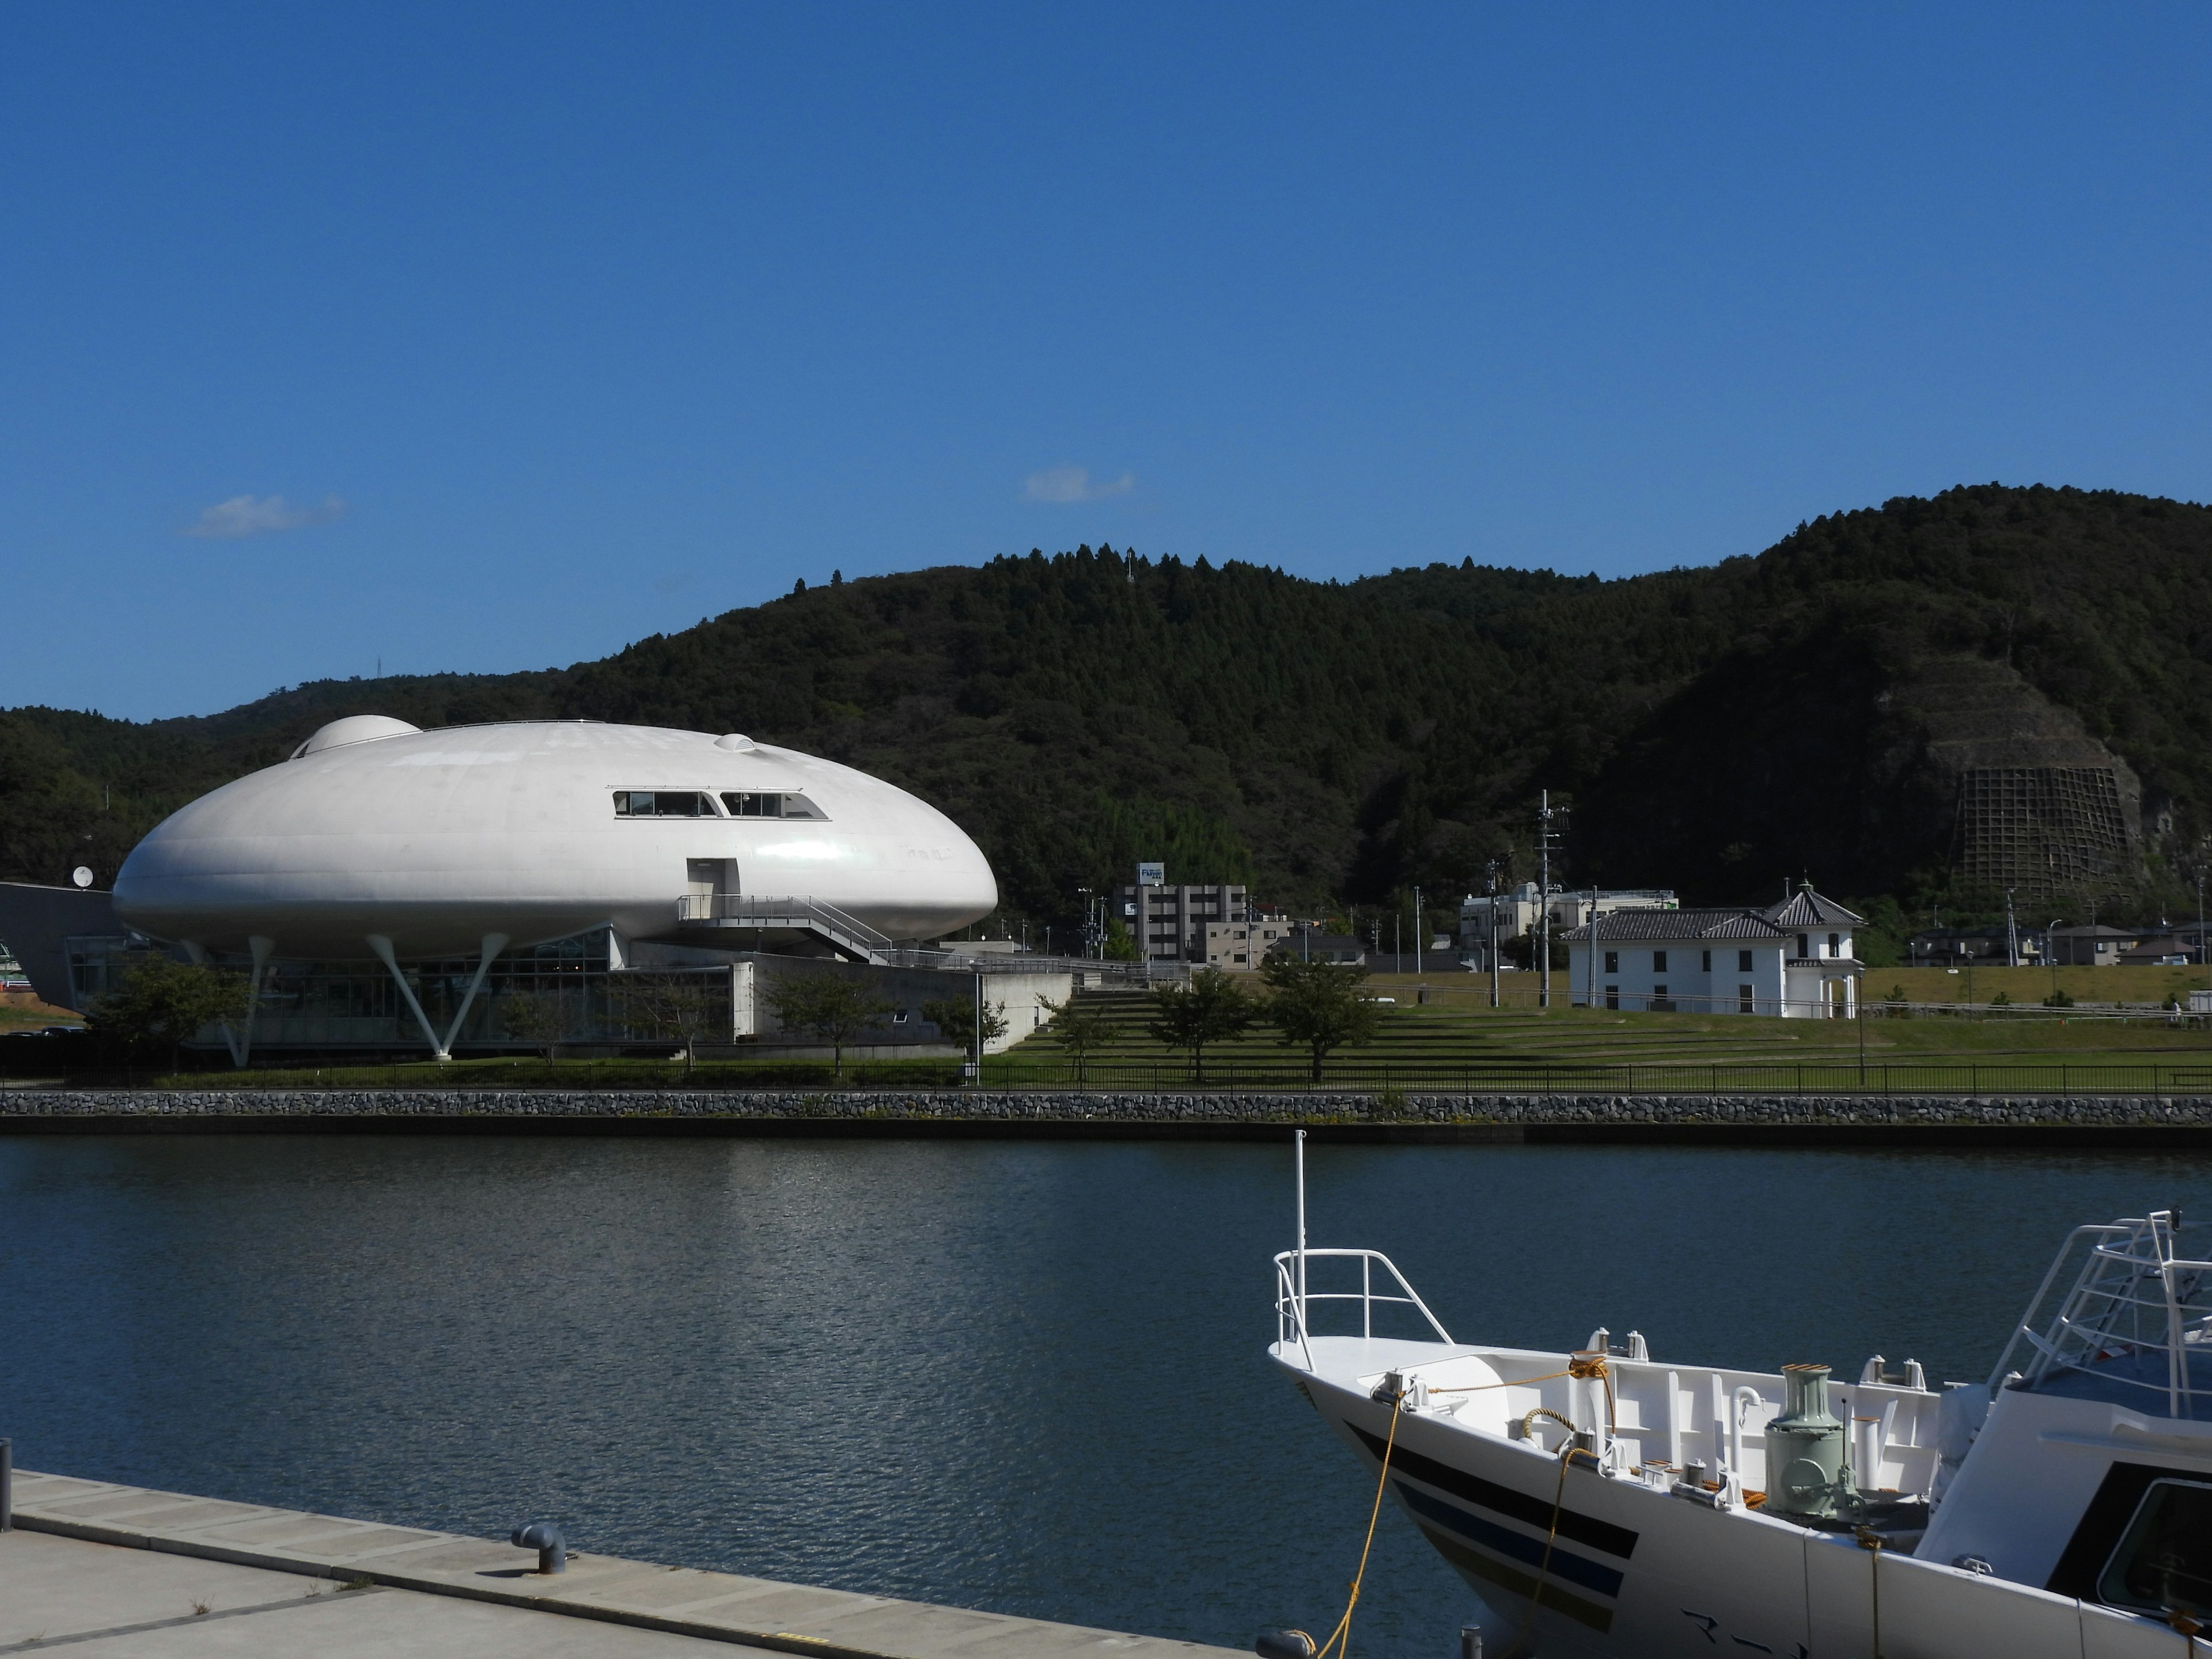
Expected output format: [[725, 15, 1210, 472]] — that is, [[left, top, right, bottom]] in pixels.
[[1561, 885, 1863, 1018]]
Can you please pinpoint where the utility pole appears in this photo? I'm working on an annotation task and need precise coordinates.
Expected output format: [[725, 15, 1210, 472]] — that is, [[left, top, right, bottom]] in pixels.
[[2198, 867, 2206, 990], [1413, 884, 1424, 980], [1587, 885, 1600, 1012], [2005, 888, 2019, 969], [1537, 791, 1557, 1010], [1485, 859, 1501, 1010]]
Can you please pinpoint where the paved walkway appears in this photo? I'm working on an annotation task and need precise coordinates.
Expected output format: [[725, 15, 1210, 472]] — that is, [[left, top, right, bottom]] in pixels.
[[4, 1471, 1242, 1659]]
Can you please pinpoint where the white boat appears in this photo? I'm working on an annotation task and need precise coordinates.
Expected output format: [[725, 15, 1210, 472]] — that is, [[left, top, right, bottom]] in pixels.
[[1269, 1140, 2210, 1658]]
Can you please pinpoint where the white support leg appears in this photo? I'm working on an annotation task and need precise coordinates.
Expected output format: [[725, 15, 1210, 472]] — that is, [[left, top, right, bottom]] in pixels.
[[237, 935, 275, 1067], [439, 933, 509, 1056], [368, 934, 448, 1060]]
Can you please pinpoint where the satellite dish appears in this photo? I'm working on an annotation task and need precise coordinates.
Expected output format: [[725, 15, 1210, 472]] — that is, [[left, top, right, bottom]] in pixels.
[[71, 866, 94, 889]]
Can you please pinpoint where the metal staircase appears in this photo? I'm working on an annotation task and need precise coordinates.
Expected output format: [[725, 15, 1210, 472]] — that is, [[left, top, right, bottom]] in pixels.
[[673, 893, 895, 963]]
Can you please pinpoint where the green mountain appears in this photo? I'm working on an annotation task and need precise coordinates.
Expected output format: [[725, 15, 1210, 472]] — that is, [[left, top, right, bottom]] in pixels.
[[7, 482, 2211, 934]]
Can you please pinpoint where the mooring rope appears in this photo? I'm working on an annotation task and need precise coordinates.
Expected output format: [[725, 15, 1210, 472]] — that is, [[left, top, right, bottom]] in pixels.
[[1312, 1389, 1404, 1659]]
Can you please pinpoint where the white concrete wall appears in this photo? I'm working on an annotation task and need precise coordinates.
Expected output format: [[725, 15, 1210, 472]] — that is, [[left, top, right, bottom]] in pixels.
[[1567, 941, 1789, 1014]]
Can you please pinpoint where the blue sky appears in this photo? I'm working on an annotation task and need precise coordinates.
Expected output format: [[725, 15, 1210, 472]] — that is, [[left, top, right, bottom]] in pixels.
[[5, 3, 2208, 719]]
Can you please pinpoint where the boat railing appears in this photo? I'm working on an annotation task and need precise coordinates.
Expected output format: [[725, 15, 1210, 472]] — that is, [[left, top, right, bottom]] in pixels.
[[1274, 1248, 1454, 1368], [1990, 1211, 2212, 1419]]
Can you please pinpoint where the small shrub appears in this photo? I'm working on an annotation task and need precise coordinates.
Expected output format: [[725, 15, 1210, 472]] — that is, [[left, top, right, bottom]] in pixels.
[[2043, 988, 2075, 1008]]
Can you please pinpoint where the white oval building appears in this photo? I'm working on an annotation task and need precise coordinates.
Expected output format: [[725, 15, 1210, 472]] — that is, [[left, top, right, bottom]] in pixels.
[[115, 717, 998, 965]]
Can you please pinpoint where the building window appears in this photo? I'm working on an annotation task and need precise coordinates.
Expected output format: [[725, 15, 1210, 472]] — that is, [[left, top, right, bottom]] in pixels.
[[1827, 932, 1840, 958], [718, 791, 825, 820], [1605, 985, 1619, 1010], [1653, 950, 1668, 972], [615, 790, 718, 817], [1738, 949, 1753, 972], [1701, 949, 1712, 972], [1652, 984, 1671, 1011], [1604, 950, 1619, 974], [1797, 934, 1810, 959], [1739, 984, 1753, 1013]]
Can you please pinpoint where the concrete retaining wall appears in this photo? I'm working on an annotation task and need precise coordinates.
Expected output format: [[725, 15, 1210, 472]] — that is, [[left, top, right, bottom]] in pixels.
[[7, 1089, 2212, 1130]]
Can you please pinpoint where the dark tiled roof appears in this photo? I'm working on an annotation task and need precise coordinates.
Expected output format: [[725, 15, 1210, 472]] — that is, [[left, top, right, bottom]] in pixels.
[[1560, 908, 1787, 942], [1764, 889, 1865, 927]]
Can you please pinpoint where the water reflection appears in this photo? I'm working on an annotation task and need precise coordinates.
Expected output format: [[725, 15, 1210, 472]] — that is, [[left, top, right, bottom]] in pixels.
[[1, 1136, 2205, 1651]]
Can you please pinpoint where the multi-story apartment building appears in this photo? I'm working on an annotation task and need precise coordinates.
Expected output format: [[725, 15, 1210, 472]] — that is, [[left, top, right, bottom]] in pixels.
[[1113, 880, 1258, 965]]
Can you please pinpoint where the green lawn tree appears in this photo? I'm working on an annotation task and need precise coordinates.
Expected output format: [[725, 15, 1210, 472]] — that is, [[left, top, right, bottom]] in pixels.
[[87, 953, 251, 1073], [1260, 956, 1383, 1082], [614, 975, 728, 1077], [922, 994, 1009, 1063], [500, 988, 590, 1064], [1144, 966, 1259, 1085], [1036, 992, 1112, 1084], [764, 970, 896, 1080], [1103, 916, 1141, 962]]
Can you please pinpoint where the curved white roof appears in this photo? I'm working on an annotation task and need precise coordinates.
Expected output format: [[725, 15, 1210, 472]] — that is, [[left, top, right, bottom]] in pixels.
[[115, 719, 998, 959]]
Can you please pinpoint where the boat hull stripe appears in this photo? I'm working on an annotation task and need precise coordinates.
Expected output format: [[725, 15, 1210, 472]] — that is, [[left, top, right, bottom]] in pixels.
[[1393, 1482, 1626, 1598], [1411, 1521, 1616, 1635], [1348, 1425, 1639, 1559]]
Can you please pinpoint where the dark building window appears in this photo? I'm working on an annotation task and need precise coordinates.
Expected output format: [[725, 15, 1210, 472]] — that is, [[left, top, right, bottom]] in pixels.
[[1604, 985, 1619, 1010], [1603, 950, 1619, 974], [1738, 949, 1753, 972], [1652, 984, 1671, 1010], [1653, 950, 1668, 972], [1701, 949, 1712, 972], [1828, 932, 1841, 957], [1797, 934, 1810, 959], [615, 790, 717, 817], [1739, 984, 1753, 1013], [718, 791, 826, 820]]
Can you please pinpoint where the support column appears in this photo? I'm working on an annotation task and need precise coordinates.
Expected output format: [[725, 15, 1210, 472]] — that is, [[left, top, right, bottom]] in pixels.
[[236, 935, 275, 1067], [439, 933, 509, 1055], [368, 934, 447, 1060]]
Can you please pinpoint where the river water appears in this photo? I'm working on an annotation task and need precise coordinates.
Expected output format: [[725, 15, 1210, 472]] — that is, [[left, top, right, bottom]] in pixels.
[[2, 1135, 2207, 1654]]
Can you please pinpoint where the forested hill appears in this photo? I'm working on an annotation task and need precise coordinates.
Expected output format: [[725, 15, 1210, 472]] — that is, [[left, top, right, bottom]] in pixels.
[[7, 481, 2212, 930]]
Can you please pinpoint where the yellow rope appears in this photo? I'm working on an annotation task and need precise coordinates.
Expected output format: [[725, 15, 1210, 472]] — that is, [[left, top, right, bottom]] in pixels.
[[1855, 1527, 1885, 1659], [1499, 1434, 1577, 1659], [1314, 1391, 1403, 1659]]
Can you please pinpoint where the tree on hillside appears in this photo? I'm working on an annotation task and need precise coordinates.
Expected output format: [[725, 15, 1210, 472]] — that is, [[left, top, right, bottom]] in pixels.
[[1037, 993, 1112, 1085], [87, 954, 250, 1071], [1145, 967, 1259, 1085], [763, 971, 895, 1080], [1260, 956, 1383, 1082]]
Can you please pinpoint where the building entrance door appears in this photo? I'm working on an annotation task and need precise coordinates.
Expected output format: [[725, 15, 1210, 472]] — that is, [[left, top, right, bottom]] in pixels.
[[687, 858, 738, 915]]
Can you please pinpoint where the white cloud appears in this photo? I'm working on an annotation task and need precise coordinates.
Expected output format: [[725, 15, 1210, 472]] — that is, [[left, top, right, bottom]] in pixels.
[[1022, 466, 1135, 504], [183, 493, 348, 539]]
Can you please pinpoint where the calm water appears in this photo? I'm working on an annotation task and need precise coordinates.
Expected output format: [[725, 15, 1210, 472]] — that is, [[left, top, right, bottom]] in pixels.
[[3, 1135, 2209, 1654]]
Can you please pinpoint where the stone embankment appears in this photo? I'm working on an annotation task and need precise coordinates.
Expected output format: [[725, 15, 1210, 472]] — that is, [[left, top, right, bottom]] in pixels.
[[5, 1089, 2212, 1134]]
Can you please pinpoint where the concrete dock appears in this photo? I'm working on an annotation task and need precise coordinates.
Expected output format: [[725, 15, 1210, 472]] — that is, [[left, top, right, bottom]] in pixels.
[[2, 1470, 1244, 1658]]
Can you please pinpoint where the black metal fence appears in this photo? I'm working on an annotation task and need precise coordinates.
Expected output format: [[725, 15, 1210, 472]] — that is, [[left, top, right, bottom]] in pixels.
[[9, 1058, 2212, 1094], [974, 1060, 2212, 1094]]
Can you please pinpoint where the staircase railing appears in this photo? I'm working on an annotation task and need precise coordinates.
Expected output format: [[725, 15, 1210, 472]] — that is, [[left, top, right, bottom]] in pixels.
[[674, 893, 894, 960]]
